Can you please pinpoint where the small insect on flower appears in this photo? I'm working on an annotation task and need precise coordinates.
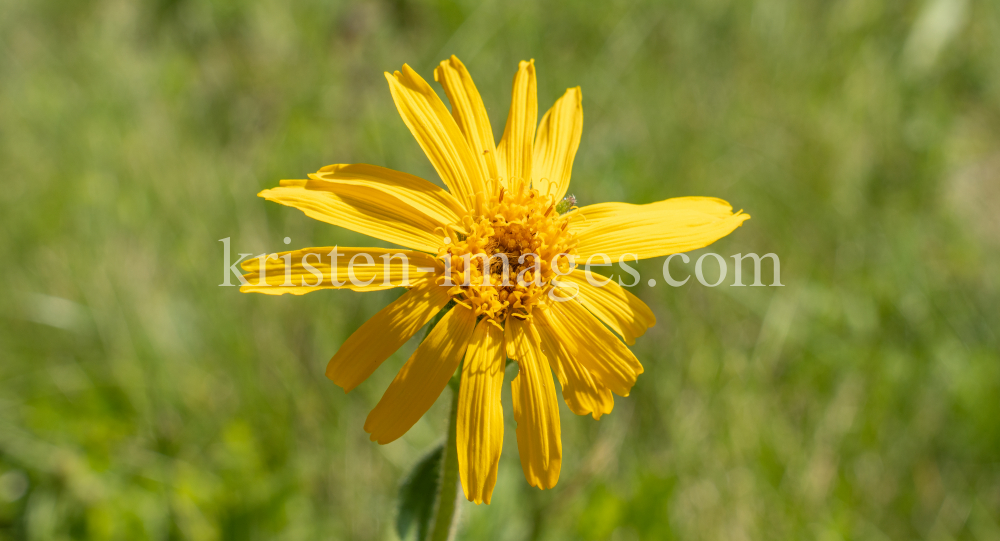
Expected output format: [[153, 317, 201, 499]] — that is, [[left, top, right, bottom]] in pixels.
[[241, 56, 749, 504]]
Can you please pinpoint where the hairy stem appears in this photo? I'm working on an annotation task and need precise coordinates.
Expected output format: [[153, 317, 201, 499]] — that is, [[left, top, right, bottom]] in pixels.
[[426, 383, 461, 541]]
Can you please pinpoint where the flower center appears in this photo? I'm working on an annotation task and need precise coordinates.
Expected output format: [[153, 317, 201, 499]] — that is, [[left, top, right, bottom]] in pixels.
[[437, 183, 577, 322]]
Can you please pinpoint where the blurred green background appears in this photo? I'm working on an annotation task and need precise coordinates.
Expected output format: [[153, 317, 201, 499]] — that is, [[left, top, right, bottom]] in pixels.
[[2, 0, 999, 539]]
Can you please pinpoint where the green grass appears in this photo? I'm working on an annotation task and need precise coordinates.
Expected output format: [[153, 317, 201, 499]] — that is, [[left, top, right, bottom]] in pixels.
[[2, 0, 999, 539]]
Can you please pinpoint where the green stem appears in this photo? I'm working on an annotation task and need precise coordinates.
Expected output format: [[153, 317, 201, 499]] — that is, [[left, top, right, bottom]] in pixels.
[[426, 383, 461, 541]]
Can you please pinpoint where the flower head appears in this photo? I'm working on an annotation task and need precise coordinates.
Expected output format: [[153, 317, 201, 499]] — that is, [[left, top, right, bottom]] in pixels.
[[242, 56, 748, 504]]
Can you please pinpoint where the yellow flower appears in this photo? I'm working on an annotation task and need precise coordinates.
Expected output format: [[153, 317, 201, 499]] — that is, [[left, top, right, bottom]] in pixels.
[[241, 56, 748, 504]]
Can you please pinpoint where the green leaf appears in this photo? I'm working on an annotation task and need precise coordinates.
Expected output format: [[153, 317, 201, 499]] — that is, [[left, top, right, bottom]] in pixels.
[[396, 442, 444, 541]]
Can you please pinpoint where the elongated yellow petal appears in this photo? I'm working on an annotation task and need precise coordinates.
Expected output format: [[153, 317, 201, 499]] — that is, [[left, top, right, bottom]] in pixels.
[[312, 163, 466, 227], [534, 314, 614, 419], [259, 178, 448, 253], [555, 270, 655, 345], [434, 56, 499, 192], [239, 247, 440, 295], [568, 197, 737, 232], [364, 304, 476, 444], [326, 282, 451, 393], [574, 200, 750, 261], [540, 298, 643, 397], [531, 87, 582, 201], [496, 60, 537, 191], [386, 65, 486, 212], [457, 319, 505, 505], [509, 318, 561, 490]]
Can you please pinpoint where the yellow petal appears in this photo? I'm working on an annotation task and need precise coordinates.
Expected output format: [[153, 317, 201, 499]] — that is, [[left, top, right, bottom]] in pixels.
[[457, 319, 505, 505], [434, 56, 499, 192], [312, 163, 466, 227], [496, 60, 537, 191], [364, 303, 477, 444], [539, 298, 643, 397], [573, 198, 750, 261], [569, 197, 737, 230], [386, 65, 487, 213], [258, 178, 448, 253], [534, 314, 614, 419], [556, 269, 655, 345], [240, 247, 440, 295], [531, 87, 583, 201], [509, 318, 561, 489], [326, 281, 452, 393]]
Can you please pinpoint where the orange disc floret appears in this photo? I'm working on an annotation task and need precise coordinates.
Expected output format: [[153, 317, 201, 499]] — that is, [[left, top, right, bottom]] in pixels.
[[437, 182, 578, 322]]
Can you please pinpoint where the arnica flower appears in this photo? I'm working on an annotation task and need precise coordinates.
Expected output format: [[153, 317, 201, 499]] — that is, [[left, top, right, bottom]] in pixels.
[[242, 56, 748, 504]]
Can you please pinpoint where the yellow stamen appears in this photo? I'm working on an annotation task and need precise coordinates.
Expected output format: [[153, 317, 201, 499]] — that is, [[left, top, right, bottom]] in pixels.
[[436, 183, 577, 321]]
